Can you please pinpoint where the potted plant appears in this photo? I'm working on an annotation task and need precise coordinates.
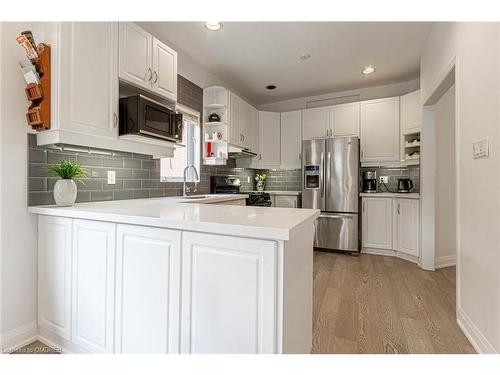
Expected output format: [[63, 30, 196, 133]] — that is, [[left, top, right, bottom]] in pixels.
[[254, 173, 267, 192], [48, 160, 87, 206]]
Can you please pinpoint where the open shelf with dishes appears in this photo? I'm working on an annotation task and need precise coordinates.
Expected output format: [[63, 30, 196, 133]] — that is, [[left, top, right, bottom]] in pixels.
[[203, 86, 230, 165], [402, 132, 420, 164]]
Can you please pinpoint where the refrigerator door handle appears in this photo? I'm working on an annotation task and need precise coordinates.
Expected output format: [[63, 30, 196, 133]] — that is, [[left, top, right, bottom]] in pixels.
[[320, 151, 325, 197]]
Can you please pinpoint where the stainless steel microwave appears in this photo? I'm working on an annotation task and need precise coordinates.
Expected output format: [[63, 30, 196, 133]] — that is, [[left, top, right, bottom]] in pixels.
[[119, 95, 182, 142]]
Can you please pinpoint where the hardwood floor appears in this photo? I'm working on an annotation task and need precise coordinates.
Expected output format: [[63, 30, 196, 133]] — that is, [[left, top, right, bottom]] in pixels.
[[312, 251, 475, 354]]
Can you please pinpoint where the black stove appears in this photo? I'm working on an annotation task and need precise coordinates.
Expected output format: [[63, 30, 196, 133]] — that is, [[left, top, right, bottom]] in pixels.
[[247, 192, 272, 207], [210, 176, 241, 194]]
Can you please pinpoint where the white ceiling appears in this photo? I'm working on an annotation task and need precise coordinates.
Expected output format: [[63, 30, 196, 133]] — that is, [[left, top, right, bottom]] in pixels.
[[139, 22, 433, 105]]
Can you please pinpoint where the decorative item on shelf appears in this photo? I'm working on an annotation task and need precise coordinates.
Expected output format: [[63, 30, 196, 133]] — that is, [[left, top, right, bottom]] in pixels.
[[17, 31, 51, 131], [207, 141, 214, 157], [48, 160, 87, 206], [208, 112, 221, 122], [255, 173, 267, 192]]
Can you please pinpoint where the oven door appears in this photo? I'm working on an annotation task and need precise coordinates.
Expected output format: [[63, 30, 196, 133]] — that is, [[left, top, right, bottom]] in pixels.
[[139, 98, 179, 142]]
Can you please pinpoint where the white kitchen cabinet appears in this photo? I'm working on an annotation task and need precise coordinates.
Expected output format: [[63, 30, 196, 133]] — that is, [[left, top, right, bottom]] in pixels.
[[180, 232, 277, 354], [119, 22, 177, 102], [302, 107, 330, 139], [71, 219, 116, 353], [229, 92, 241, 146], [360, 97, 400, 162], [59, 22, 118, 139], [332, 102, 360, 137], [151, 38, 178, 102], [258, 111, 281, 168], [118, 22, 152, 90], [38, 216, 72, 340], [274, 195, 299, 208], [395, 198, 420, 257], [280, 110, 302, 168], [400, 90, 422, 135], [362, 197, 393, 249], [115, 225, 182, 353], [246, 105, 259, 152]]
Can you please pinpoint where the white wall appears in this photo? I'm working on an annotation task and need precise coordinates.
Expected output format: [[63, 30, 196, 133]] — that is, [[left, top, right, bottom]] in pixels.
[[421, 22, 500, 353], [434, 84, 456, 266], [0, 22, 38, 350], [256, 78, 419, 112]]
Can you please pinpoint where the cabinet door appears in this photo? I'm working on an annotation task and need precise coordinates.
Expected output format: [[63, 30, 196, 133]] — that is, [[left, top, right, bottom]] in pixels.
[[332, 102, 360, 137], [229, 92, 240, 146], [396, 199, 420, 256], [245, 105, 258, 152], [360, 97, 400, 162], [119, 22, 152, 89], [115, 225, 181, 353], [239, 98, 248, 148], [72, 220, 115, 353], [60, 22, 118, 138], [152, 37, 177, 102], [181, 232, 277, 354], [302, 107, 330, 139], [259, 111, 281, 168], [400, 90, 422, 135], [274, 195, 298, 208], [38, 216, 72, 340], [280, 110, 302, 169], [361, 197, 392, 249]]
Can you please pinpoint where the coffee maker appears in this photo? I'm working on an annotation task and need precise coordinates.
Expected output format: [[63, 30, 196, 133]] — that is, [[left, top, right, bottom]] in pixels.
[[362, 170, 377, 193]]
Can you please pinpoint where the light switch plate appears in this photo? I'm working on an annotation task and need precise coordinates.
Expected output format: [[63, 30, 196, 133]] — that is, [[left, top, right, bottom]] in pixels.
[[107, 170, 116, 184], [473, 137, 489, 159], [380, 176, 389, 184]]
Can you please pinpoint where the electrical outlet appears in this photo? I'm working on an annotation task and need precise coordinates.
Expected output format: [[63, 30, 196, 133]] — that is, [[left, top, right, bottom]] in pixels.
[[247, 176, 251, 183], [380, 176, 389, 184], [107, 170, 116, 185], [473, 137, 489, 159]]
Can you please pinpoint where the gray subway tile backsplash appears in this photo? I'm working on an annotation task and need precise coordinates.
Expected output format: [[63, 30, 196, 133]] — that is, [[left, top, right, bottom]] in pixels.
[[360, 165, 420, 193]]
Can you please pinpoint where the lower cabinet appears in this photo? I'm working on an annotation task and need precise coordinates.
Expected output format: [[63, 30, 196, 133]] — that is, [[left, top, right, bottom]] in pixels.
[[362, 197, 420, 259], [180, 232, 277, 354], [273, 195, 299, 208], [71, 219, 116, 353], [115, 224, 181, 353]]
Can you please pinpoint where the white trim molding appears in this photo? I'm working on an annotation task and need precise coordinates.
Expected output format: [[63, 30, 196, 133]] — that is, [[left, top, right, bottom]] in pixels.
[[435, 255, 456, 269], [457, 307, 496, 354], [361, 247, 419, 265], [0, 321, 38, 353]]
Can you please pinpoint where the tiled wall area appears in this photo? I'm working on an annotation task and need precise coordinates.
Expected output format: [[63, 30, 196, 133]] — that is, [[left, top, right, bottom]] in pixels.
[[27, 75, 302, 206], [361, 165, 420, 193], [253, 169, 302, 192]]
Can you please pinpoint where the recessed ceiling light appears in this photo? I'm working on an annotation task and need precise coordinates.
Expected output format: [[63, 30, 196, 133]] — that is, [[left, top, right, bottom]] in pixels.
[[362, 65, 376, 75], [266, 85, 276, 90], [299, 54, 311, 60], [205, 21, 221, 31]]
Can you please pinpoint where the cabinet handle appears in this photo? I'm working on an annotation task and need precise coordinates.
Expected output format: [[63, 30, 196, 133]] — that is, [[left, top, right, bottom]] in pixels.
[[145, 67, 152, 82], [363, 201, 365, 212], [361, 149, 364, 158], [397, 203, 401, 215], [152, 70, 158, 84], [113, 112, 118, 128]]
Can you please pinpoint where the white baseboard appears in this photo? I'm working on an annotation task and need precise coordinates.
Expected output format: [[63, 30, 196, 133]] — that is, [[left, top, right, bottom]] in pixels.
[[0, 321, 38, 353], [457, 307, 496, 354], [435, 254, 456, 269], [362, 247, 419, 265]]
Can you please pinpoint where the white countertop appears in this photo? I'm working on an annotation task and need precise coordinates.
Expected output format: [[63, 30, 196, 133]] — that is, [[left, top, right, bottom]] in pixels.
[[28, 196, 319, 241], [177, 194, 248, 204], [359, 192, 420, 199], [242, 190, 302, 196]]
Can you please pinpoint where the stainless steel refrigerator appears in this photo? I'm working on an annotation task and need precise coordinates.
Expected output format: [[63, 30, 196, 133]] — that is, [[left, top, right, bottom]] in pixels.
[[302, 137, 359, 253]]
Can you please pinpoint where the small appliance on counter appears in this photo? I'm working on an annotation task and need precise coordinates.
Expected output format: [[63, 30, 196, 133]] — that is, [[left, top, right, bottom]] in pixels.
[[210, 176, 241, 194], [398, 178, 414, 193], [246, 192, 272, 207], [362, 170, 377, 193]]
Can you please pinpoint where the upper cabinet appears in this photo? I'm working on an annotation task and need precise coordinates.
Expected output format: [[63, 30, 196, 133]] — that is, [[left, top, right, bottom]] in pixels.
[[332, 102, 360, 137], [229, 92, 241, 146], [360, 97, 400, 163], [59, 22, 118, 139], [303, 107, 330, 139], [303, 103, 360, 140], [119, 22, 177, 103], [280, 110, 302, 169], [400, 90, 422, 135], [258, 111, 281, 168], [228, 92, 258, 152]]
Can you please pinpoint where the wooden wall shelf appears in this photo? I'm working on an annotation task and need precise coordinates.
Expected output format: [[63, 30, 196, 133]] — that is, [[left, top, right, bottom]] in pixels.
[[26, 43, 51, 131]]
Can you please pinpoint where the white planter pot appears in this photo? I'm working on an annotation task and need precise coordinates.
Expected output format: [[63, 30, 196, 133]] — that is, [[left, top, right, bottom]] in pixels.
[[53, 179, 77, 206], [256, 181, 265, 192]]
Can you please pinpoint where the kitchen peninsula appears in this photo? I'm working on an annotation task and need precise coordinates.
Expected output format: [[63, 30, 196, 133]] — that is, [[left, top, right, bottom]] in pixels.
[[28, 196, 319, 354]]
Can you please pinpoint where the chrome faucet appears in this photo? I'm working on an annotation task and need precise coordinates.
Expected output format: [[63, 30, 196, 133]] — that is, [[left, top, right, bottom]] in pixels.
[[183, 164, 199, 196]]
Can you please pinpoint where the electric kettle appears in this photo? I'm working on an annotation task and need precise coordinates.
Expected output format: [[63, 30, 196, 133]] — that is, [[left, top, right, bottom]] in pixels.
[[398, 178, 413, 193]]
